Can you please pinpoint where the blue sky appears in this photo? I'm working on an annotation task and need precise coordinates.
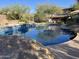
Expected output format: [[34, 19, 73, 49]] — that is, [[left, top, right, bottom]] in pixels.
[[0, 0, 76, 13]]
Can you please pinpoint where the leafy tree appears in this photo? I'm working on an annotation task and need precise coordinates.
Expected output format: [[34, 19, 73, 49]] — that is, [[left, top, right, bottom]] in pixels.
[[72, 3, 79, 10], [36, 4, 63, 14], [67, 3, 79, 24], [20, 13, 34, 23], [34, 12, 47, 22], [0, 5, 30, 20], [0, 7, 9, 15], [34, 4, 63, 22]]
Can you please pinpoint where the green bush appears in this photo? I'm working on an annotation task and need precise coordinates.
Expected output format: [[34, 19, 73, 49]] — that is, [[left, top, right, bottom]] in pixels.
[[34, 4, 63, 23], [0, 5, 30, 20]]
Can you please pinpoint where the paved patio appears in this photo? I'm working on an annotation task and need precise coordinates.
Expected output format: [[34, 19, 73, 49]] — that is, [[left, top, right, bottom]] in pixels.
[[49, 33, 79, 59]]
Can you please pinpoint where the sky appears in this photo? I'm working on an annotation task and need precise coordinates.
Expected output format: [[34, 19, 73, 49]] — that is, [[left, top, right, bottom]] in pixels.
[[0, 0, 76, 13]]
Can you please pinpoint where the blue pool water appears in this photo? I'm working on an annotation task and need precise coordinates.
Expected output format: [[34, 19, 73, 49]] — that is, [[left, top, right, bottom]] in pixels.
[[0, 24, 75, 46]]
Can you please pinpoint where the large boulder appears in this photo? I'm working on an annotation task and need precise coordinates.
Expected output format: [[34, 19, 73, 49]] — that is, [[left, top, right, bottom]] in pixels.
[[0, 35, 54, 59]]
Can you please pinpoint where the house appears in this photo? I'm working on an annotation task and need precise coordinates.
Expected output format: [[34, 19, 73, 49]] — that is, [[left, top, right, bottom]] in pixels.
[[70, 10, 79, 14], [63, 8, 74, 14], [46, 14, 68, 24]]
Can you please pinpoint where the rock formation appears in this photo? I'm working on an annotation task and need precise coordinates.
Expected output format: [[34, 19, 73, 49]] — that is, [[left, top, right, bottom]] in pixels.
[[0, 35, 54, 59]]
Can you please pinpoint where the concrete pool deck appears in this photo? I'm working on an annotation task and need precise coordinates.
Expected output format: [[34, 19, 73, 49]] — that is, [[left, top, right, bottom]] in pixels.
[[49, 33, 79, 59]]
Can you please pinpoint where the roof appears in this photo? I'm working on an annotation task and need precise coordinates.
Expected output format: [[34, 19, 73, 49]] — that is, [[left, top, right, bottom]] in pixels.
[[71, 10, 79, 14], [46, 14, 68, 18]]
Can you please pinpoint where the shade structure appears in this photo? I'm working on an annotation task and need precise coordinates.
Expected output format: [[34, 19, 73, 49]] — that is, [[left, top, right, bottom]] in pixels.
[[71, 10, 79, 14]]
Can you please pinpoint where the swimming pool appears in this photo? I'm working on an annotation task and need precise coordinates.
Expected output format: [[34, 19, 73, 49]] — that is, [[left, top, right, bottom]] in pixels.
[[0, 24, 76, 46]]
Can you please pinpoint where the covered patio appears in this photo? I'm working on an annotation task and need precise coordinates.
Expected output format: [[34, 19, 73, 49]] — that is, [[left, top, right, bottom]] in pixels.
[[47, 14, 68, 24]]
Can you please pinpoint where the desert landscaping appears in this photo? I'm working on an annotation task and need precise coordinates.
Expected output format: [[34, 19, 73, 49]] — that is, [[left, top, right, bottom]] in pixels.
[[0, 0, 79, 59]]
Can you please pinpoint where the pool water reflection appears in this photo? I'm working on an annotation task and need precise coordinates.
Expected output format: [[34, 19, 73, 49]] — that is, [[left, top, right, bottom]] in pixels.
[[0, 24, 75, 46]]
